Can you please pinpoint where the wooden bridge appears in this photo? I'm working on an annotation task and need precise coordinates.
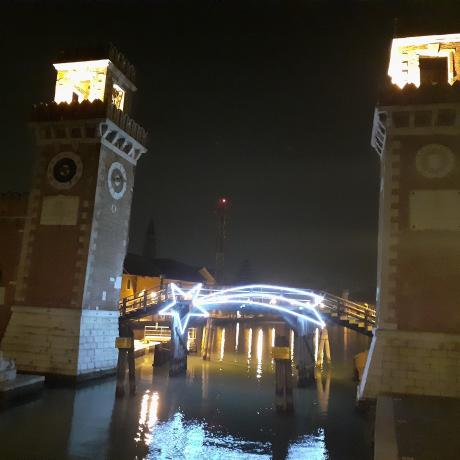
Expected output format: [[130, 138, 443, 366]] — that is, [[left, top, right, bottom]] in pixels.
[[116, 283, 376, 410], [119, 283, 376, 336]]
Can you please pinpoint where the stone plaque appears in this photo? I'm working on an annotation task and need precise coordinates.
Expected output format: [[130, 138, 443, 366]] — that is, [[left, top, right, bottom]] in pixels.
[[409, 190, 460, 230], [40, 195, 79, 226]]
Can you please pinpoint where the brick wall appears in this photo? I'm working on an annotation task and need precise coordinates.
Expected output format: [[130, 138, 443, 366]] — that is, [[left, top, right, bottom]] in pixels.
[[0, 193, 27, 340]]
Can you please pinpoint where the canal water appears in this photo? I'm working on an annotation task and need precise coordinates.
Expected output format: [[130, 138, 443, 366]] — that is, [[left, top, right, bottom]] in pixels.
[[0, 322, 372, 460]]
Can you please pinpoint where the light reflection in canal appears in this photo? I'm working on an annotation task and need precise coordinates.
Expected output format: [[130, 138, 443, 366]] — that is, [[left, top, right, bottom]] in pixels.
[[219, 327, 226, 361], [0, 322, 372, 460], [256, 328, 263, 380], [235, 322, 240, 351], [135, 390, 159, 445]]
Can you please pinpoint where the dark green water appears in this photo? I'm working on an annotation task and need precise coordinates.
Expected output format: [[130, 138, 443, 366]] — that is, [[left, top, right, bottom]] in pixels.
[[0, 322, 373, 460]]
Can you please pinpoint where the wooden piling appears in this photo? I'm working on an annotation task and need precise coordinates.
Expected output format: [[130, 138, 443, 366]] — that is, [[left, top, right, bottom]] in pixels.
[[294, 319, 315, 387], [195, 325, 204, 355], [273, 330, 294, 413], [202, 318, 213, 360], [115, 322, 135, 398], [115, 347, 127, 398], [169, 312, 188, 377], [284, 315, 315, 388], [316, 327, 331, 368]]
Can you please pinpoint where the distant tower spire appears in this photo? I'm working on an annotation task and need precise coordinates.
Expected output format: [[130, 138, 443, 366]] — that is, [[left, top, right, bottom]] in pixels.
[[215, 197, 229, 284], [144, 219, 156, 261]]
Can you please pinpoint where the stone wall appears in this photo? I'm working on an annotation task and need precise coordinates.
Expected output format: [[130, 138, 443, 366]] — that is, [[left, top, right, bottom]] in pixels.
[[2, 306, 80, 375], [2, 306, 118, 378], [77, 310, 118, 374], [360, 329, 460, 399]]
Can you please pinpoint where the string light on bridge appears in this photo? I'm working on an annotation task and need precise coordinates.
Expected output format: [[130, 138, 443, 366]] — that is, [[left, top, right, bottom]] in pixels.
[[158, 283, 326, 335]]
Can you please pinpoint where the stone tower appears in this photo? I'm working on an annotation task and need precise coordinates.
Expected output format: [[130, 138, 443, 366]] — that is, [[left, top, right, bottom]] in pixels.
[[359, 33, 460, 399], [1, 47, 147, 380]]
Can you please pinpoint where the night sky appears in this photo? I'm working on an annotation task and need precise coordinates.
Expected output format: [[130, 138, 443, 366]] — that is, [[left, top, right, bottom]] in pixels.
[[2, 1, 460, 299]]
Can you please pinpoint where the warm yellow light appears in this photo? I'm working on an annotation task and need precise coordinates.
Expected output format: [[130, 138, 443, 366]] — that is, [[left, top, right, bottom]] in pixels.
[[388, 33, 460, 88], [235, 322, 239, 351], [53, 59, 109, 104], [219, 328, 226, 361], [247, 328, 252, 359], [256, 329, 263, 380], [112, 83, 125, 110]]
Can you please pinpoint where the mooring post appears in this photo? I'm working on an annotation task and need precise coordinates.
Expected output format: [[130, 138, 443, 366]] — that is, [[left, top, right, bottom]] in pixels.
[[209, 321, 216, 357], [294, 319, 315, 387], [316, 327, 331, 368], [273, 326, 294, 413], [202, 318, 213, 360], [115, 321, 135, 398], [169, 306, 188, 377], [195, 325, 203, 354], [201, 322, 209, 360], [115, 346, 127, 398], [127, 329, 136, 395]]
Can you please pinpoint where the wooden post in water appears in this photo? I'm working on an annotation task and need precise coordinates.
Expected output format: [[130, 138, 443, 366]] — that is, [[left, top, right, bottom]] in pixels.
[[273, 326, 294, 413], [294, 319, 315, 387], [201, 322, 208, 360], [169, 306, 188, 377], [316, 327, 331, 368], [195, 325, 204, 355], [115, 321, 135, 398], [209, 321, 216, 357], [202, 318, 213, 360]]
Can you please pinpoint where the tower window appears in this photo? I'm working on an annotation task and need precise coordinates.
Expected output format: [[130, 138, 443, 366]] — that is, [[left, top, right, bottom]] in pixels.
[[419, 57, 448, 86], [414, 111, 432, 127], [112, 84, 125, 110], [127, 279, 131, 289], [437, 109, 456, 126], [392, 111, 410, 128]]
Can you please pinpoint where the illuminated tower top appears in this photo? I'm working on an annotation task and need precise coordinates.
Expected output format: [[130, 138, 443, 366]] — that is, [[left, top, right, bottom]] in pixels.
[[53, 45, 136, 113], [388, 33, 460, 88]]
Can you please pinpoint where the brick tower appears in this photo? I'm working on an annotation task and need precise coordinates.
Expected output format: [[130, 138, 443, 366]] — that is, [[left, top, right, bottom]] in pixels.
[[1, 47, 147, 380], [359, 33, 460, 399]]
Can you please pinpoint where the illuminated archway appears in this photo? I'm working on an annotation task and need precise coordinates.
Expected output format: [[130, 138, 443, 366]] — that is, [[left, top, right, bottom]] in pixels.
[[158, 283, 325, 335]]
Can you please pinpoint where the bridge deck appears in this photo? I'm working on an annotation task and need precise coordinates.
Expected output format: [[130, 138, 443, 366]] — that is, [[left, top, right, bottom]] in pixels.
[[119, 284, 376, 336]]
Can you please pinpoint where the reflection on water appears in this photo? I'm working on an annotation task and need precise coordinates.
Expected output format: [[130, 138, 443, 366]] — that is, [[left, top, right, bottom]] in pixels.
[[0, 322, 372, 460], [219, 327, 226, 361], [235, 322, 240, 351], [135, 390, 159, 445], [256, 328, 263, 380]]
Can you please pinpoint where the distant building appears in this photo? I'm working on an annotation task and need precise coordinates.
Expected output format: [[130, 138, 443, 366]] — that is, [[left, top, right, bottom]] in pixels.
[[120, 253, 215, 301]]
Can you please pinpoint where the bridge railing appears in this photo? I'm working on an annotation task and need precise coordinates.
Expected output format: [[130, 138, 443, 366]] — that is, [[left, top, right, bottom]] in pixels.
[[119, 287, 170, 317], [319, 292, 376, 331], [118, 283, 376, 334]]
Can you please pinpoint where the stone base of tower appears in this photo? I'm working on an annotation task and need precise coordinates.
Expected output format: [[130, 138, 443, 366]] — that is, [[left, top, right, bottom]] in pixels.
[[358, 328, 460, 400], [0, 306, 118, 380]]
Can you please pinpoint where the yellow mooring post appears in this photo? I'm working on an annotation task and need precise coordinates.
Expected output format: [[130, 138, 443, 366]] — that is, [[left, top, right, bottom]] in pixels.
[[115, 323, 135, 397], [273, 326, 294, 413]]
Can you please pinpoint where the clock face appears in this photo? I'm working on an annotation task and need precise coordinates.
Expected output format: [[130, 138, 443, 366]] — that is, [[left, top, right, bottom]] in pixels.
[[416, 144, 455, 178], [47, 152, 83, 189], [108, 162, 127, 200]]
